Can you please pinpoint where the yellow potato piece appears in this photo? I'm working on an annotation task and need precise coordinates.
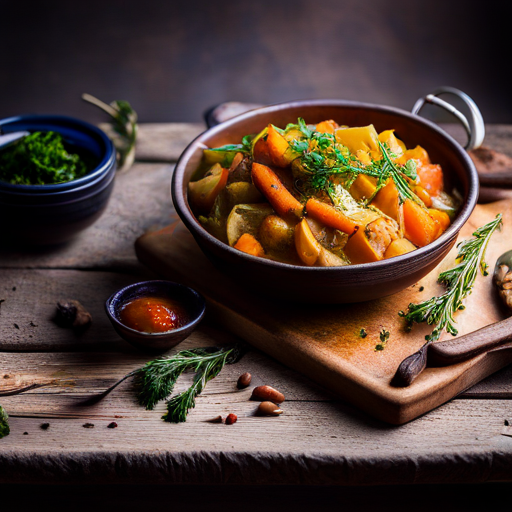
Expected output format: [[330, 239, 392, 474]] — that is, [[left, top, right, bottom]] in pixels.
[[294, 218, 322, 266], [384, 238, 417, 259]]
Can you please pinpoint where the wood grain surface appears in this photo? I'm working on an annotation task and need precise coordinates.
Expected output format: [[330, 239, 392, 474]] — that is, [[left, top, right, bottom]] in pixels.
[[1, 123, 512, 487]]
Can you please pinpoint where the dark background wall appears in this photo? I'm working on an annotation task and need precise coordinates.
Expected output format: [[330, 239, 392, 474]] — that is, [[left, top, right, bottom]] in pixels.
[[1, 0, 510, 126]]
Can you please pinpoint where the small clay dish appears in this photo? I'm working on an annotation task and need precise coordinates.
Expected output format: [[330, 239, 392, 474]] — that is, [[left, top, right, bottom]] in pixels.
[[105, 280, 206, 352]]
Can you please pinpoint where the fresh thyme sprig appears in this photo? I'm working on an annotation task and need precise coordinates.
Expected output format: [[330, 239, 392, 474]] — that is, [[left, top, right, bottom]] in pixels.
[[401, 214, 503, 342], [134, 346, 242, 422], [0, 405, 9, 439]]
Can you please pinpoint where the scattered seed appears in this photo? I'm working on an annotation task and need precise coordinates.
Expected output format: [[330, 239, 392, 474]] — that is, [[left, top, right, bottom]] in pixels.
[[82, 423, 95, 428], [225, 413, 237, 425], [13, 323, 19, 329], [251, 385, 285, 404], [40, 423, 50, 430], [419, 286, 425, 292], [23, 432, 28, 435], [107, 422, 118, 429], [257, 401, 283, 416], [12, 287, 16, 291], [505, 419, 510, 426], [237, 372, 252, 389], [3, 375, 9, 379]]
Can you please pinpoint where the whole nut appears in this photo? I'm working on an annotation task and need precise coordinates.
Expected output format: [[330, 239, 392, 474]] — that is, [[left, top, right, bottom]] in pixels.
[[257, 401, 283, 416], [225, 413, 237, 425], [237, 372, 252, 389], [251, 385, 285, 404]]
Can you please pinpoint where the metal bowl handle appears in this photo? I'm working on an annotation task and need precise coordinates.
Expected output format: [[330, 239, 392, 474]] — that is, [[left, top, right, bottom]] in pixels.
[[411, 86, 485, 150]]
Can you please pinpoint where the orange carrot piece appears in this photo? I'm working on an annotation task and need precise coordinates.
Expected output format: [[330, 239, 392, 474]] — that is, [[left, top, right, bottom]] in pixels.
[[429, 209, 451, 237], [417, 163, 444, 196], [315, 120, 339, 134], [305, 198, 358, 235], [233, 233, 265, 257], [267, 125, 297, 167], [251, 163, 303, 219], [403, 199, 440, 247]]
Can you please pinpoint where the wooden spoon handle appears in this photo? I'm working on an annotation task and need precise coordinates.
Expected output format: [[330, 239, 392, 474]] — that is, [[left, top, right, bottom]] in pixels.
[[428, 315, 512, 366]]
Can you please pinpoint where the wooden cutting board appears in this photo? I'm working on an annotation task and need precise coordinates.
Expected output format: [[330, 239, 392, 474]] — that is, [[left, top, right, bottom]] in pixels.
[[135, 200, 512, 425]]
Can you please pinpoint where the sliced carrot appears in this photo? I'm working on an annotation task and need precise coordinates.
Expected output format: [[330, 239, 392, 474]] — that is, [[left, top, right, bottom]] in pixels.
[[403, 199, 440, 247], [267, 125, 298, 167], [233, 233, 265, 257], [384, 238, 417, 259], [417, 163, 444, 196], [305, 198, 358, 235], [251, 163, 303, 219], [315, 120, 339, 134], [294, 218, 322, 266]]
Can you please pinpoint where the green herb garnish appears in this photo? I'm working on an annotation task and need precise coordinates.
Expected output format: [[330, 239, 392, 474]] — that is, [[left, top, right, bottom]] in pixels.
[[359, 328, 368, 338], [82, 93, 138, 172], [0, 131, 90, 185], [286, 119, 421, 206], [401, 214, 503, 342], [0, 405, 9, 439], [375, 328, 390, 351], [134, 346, 242, 422]]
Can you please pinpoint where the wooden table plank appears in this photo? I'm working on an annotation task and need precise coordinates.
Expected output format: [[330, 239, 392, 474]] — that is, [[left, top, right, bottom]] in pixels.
[[132, 122, 203, 162]]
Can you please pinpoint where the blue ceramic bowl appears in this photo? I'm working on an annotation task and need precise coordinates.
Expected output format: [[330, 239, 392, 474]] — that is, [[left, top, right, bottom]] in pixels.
[[0, 115, 116, 245]]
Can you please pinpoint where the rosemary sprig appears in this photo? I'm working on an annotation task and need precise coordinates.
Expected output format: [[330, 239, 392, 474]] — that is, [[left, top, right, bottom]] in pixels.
[[82, 93, 138, 172], [134, 346, 242, 422], [0, 405, 9, 439], [401, 214, 503, 342]]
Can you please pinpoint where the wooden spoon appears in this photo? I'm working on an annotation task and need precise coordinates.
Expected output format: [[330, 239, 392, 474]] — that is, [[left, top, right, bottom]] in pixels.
[[392, 251, 512, 387]]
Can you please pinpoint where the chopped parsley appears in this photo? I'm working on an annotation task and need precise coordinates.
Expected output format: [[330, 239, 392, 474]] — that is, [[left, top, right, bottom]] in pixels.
[[0, 131, 93, 185]]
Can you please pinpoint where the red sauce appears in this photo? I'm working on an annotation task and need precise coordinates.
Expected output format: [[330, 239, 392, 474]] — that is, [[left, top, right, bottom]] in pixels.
[[119, 296, 188, 333]]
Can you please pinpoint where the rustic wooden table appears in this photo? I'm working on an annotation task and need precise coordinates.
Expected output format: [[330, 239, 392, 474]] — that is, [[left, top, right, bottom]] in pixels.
[[1, 123, 512, 510]]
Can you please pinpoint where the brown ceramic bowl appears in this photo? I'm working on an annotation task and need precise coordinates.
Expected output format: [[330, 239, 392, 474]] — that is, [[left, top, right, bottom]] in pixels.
[[171, 100, 479, 303]]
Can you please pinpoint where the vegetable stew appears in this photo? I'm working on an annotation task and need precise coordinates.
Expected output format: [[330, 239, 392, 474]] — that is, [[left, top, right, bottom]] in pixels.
[[188, 118, 460, 266]]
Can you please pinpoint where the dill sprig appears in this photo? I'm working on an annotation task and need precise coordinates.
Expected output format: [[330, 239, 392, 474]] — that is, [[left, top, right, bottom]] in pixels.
[[0, 405, 9, 439], [401, 214, 503, 342], [288, 118, 420, 204], [134, 346, 242, 422]]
